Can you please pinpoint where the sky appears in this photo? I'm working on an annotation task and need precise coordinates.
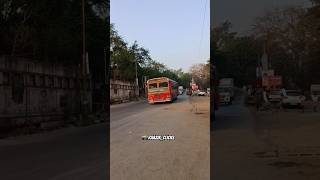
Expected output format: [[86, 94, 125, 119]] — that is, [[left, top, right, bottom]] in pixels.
[[212, 0, 313, 34], [111, 0, 210, 72]]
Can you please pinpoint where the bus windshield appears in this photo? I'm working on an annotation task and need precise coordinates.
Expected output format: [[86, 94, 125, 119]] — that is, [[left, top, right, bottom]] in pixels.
[[148, 83, 157, 89], [159, 82, 168, 88]]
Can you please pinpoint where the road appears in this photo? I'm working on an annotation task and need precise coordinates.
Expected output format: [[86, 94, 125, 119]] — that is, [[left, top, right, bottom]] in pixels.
[[111, 94, 210, 180], [0, 123, 108, 180], [212, 92, 320, 180], [0, 94, 209, 180]]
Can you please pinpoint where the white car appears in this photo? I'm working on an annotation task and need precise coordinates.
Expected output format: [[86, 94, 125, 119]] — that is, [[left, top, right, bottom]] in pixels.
[[268, 89, 282, 103], [192, 90, 200, 96], [282, 90, 306, 107], [198, 91, 206, 96]]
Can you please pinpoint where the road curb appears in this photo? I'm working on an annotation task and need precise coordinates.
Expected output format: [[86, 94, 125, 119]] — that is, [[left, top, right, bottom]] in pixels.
[[110, 98, 147, 108]]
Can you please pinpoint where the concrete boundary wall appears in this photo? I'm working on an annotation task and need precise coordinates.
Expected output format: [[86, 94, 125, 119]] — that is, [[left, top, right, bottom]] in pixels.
[[110, 79, 137, 104], [0, 56, 92, 130]]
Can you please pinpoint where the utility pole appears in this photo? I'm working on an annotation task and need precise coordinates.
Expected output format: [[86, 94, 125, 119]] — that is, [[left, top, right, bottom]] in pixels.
[[104, 47, 108, 110], [78, 0, 85, 124], [135, 59, 139, 98], [82, 0, 86, 74], [104, 48, 107, 85]]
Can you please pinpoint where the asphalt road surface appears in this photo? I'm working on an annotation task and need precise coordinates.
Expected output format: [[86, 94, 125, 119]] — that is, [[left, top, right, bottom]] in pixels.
[[0, 94, 209, 180], [111, 94, 210, 180], [212, 93, 320, 180], [0, 123, 108, 180]]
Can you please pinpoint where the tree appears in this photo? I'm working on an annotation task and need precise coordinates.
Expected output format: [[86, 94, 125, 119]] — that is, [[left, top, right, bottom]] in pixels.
[[110, 24, 194, 88], [179, 72, 192, 88], [212, 2, 320, 90], [252, 4, 320, 89], [189, 63, 210, 89], [0, 0, 107, 63], [212, 21, 261, 87], [298, 2, 320, 85]]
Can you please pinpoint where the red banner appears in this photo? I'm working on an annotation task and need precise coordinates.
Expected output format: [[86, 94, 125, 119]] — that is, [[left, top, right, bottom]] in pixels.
[[262, 76, 282, 88], [191, 84, 198, 91]]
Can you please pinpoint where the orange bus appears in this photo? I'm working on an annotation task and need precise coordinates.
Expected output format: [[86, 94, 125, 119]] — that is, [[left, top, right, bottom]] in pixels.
[[146, 77, 179, 104]]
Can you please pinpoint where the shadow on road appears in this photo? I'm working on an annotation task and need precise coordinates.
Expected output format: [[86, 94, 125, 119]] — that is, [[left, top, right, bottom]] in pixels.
[[212, 93, 250, 131]]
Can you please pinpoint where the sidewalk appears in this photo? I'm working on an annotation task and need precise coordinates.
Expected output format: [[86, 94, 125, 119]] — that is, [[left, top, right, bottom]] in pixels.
[[110, 97, 146, 109], [110, 96, 146, 106], [0, 112, 107, 140]]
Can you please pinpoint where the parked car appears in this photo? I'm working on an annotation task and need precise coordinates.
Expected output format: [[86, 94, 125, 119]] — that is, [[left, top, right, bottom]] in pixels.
[[268, 89, 282, 103], [311, 84, 320, 102], [178, 86, 184, 95], [219, 78, 234, 100], [198, 91, 206, 96], [282, 90, 306, 108], [218, 88, 232, 105]]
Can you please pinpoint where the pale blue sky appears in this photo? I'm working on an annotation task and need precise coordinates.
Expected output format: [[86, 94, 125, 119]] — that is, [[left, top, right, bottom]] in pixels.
[[111, 0, 210, 72]]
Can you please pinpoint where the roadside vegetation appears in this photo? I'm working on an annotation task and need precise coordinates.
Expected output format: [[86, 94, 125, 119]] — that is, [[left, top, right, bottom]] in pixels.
[[111, 24, 209, 89], [0, 0, 108, 83], [212, 0, 320, 90]]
